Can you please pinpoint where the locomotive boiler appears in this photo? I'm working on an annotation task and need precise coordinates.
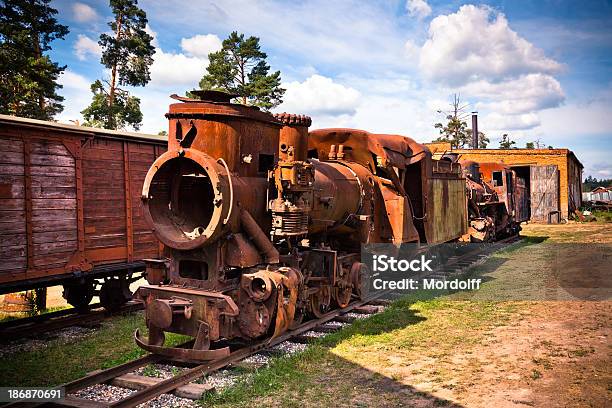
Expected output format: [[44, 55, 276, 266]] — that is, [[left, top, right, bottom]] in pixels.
[[134, 91, 467, 361]]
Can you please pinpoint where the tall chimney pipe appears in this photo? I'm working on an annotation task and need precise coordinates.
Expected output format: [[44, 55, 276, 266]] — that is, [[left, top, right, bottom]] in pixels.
[[471, 112, 478, 149]]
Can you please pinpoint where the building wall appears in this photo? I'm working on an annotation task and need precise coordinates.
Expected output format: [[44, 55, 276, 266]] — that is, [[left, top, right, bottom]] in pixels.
[[427, 147, 583, 220]]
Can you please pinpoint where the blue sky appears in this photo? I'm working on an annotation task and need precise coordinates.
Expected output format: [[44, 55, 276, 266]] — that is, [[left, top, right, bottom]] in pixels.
[[49, 0, 612, 178]]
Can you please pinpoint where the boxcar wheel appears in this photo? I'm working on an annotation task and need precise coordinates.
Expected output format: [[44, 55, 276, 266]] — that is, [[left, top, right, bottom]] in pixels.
[[100, 278, 132, 312], [63, 280, 94, 312]]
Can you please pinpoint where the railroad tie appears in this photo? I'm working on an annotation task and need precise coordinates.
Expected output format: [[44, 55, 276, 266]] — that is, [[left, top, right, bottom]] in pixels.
[[111, 374, 214, 400]]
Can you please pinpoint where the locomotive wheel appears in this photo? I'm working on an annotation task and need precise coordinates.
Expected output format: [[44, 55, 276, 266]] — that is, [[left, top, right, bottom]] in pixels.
[[310, 286, 331, 318], [289, 307, 305, 329], [63, 280, 94, 312], [351, 262, 370, 301], [100, 278, 132, 312], [334, 285, 352, 308]]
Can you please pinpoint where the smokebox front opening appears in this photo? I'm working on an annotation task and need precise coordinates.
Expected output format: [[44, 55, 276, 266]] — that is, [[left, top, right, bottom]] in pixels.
[[148, 157, 216, 246]]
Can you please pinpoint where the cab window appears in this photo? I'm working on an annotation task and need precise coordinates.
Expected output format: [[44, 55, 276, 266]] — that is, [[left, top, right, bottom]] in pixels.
[[492, 171, 504, 187]]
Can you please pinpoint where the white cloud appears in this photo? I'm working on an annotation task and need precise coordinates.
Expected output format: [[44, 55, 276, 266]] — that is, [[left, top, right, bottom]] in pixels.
[[58, 70, 91, 91], [56, 70, 93, 125], [180, 34, 223, 58], [404, 39, 420, 61], [149, 34, 221, 87], [145, 24, 159, 48], [279, 75, 361, 117], [466, 73, 565, 114], [149, 49, 209, 87], [481, 112, 541, 131], [420, 5, 562, 85], [72, 3, 99, 22], [406, 0, 432, 19], [74, 34, 102, 61]]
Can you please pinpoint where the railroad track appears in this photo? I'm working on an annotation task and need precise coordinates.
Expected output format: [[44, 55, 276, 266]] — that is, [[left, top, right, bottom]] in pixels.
[[5, 236, 521, 408], [0, 301, 144, 342], [5, 293, 389, 408]]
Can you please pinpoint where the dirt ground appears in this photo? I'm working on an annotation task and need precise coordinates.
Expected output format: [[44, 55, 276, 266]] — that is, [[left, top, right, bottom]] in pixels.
[[357, 223, 610, 407]]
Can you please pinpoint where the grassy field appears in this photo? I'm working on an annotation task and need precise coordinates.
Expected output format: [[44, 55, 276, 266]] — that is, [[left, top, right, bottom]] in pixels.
[[0, 223, 609, 407]]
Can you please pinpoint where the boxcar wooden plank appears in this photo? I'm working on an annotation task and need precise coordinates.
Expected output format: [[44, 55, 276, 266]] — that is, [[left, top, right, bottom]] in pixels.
[[0, 152, 24, 165], [0, 210, 26, 222], [0, 244, 26, 258], [82, 160, 124, 171], [128, 143, 155, 153], [33, 252, 74, 267], [30, 154, 75, 167], [33, 240, 78, 254], [0, 164, 25, 176], [0, 198, 25, 210], [30, 141, 73, 157], [31, 175, 76, 188], [85, 236, 128, 249], [30, 166, 74, 177], [32, 198, 76, 209], [32, 209, 77, 222], [32, 219, 76, 233], [0, 259, 27, 272], [31, 186, 76, 199], [0, 183, 24, 198], [0, 233, 26, 247], [0, 138, 24, 153], [33, 230, 77, 243], [85, 140, 124, 151], [0, 220, 26, 234]]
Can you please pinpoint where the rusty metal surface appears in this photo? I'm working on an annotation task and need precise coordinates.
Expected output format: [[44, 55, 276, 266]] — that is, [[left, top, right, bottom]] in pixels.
[[308, 128, 429, 171]]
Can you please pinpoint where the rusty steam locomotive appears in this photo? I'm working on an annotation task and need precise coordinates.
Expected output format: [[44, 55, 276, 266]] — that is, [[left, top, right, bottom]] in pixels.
[[134, 91, 522, 360]]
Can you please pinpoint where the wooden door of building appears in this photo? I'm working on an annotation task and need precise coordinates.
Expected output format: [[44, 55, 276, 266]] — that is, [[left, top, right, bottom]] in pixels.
[[530, 165, 559, 222]]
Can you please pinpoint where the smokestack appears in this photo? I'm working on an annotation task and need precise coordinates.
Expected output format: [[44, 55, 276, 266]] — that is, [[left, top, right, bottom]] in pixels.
[[471, 112, 478, 149]]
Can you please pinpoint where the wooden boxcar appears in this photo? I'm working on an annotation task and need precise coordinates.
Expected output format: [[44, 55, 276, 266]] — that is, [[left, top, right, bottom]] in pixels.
[[0, 115, 166, 310]]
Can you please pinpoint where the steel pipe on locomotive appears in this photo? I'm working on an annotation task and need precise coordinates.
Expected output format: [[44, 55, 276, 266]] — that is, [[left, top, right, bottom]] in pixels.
[[134, 90, 523, 361]]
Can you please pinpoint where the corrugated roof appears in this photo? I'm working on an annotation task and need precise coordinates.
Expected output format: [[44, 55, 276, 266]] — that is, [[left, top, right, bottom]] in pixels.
[[0, 114, 167, 144]]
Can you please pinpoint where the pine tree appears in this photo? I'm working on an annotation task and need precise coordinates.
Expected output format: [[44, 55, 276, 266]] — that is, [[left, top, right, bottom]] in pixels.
[[0, 0, 69, 120], [433, 115, 470, 148], [499, 134, 516, 149], [82, 0, 154, 130], [193, 32, 285, 110], [80, 80, 143, 130], [433, 94, 489, 149]]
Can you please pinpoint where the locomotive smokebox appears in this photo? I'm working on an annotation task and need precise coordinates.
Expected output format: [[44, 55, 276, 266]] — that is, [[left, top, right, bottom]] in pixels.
[[141, 148, 233, 250]]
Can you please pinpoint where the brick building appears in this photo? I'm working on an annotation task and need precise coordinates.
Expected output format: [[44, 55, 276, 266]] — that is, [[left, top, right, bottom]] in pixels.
[[426, 142, 583, 221]]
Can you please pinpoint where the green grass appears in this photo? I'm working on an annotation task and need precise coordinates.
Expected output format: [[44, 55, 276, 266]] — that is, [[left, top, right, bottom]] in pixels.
[[200, 296, 518, 407], [0, 312, 189, 387], [0, 305, 71, 323], [591, 210, 612, 223]]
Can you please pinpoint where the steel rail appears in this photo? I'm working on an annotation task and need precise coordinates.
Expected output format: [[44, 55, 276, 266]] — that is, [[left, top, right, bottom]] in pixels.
[[0, 302, 143, 342], [107, 291, 386, 408]]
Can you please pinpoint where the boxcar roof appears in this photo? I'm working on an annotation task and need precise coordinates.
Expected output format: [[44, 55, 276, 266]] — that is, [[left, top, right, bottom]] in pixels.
[[0, 114, 167, 144]]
